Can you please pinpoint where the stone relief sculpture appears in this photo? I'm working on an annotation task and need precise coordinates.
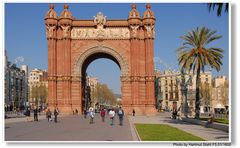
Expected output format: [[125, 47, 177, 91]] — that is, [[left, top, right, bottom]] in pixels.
[[61, 25, 71, 38], [46, 25, 56, 38], [93, 12, 107, 28], [144, 25, 155, 38], [71, 28, 130, 39], [96, 28, 105, 38], [130, 25, 139, 38]]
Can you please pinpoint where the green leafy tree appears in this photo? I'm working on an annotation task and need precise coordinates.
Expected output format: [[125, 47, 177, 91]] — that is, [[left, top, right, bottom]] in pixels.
[[94, 83, 117, 106], [31, 84, 48, 107], [177, 27, 223, 118], [31, 85, 38, 105]]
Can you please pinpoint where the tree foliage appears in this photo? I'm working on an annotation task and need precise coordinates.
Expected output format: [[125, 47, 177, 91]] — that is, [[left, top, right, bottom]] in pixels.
[[93, 83, 117, 106], [177, 27, 223, 118], [207, 3, 229, 17], [31, 84, 48, 106]]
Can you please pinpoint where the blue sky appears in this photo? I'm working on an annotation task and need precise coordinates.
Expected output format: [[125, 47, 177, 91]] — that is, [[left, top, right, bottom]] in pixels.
[[5, 3, 229, 94]]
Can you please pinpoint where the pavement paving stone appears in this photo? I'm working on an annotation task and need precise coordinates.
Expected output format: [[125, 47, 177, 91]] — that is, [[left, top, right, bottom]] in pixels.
[[5, 114, 133, 141], [5, 112, 229, 142]]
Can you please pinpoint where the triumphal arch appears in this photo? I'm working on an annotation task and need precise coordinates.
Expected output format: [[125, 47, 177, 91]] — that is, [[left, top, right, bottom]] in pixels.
[[45, 4, 156, 115]]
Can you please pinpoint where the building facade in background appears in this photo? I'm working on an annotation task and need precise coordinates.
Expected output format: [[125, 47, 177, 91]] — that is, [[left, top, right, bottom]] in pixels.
[[155, 70, 221, 116], [85, 76, 98, 109], [211, 76, 229, 113], [5, 54, 28, 111]]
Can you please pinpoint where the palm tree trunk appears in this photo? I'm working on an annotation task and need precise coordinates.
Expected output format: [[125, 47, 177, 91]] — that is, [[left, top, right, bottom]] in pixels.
[[195, 67, 201, 119]]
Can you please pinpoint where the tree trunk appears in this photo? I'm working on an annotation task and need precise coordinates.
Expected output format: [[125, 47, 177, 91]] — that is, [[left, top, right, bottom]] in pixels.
[[195, 67, 201, 119]]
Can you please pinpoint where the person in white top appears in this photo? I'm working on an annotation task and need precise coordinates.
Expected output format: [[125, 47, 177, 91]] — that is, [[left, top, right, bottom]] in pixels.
[[109, 108, 115, 126], [89, 107, 95, 124]]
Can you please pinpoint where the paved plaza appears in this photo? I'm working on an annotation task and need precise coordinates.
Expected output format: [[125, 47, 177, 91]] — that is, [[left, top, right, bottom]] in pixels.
[[5, 114, 133, 141], [5, 112, 229, 142]]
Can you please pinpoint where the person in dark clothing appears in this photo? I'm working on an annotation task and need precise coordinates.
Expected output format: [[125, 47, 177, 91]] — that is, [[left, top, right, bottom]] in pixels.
[[75, 109, 78, 115], [132, 109, 135, 116], [172, 109, 178, 119], [33, 107, 38, 121], [54, 107, 59, 123], [26, 108, 31, 122], [46, 109, 52, 122], [118, 107, 124, 126], [84, 109, 87, 119]]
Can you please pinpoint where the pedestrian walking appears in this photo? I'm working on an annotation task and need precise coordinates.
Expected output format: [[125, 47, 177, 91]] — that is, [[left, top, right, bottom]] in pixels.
[[118, 107, 124, 126], [84, 109, 87, 118], [89, 107, 95, 124], [54, 107, 59, 123], [172, 109, 178, 119], [109, 108, 115, 126], [46, 108, 52, 122], [132, 109, 135, 116], [26, 108, 31, 122], [100, 108, 106, 122], [75, 109, 78, 115], [33, 107, 38, 121]]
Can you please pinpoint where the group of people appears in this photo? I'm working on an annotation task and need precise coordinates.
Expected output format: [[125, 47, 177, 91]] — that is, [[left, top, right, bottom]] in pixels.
[[25, 107, 40, 122], [24, 107, 59, 123], [25, 106, 135, 126], [86, 107, 125, 126], [46, 108, 59, 123]]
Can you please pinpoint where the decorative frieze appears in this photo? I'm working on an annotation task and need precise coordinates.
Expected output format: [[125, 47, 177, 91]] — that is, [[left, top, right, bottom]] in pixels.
[[57, 76, 63, 81], [139, 76, 146, 82], [121, 76, 131, 82], [48, 76, 57, 81], [71, 76, 81, 82], [145, 76, 155, 82], [121, 76, 148, 82], [55, 76, 71, 81], [71, 27, 130, 40]]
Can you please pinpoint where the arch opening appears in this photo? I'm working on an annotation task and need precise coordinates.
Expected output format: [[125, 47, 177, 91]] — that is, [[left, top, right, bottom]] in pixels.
[[81, 52, 121, 78], [73, 46, 128, 112], [72, 46, 129, 78], [82, 56, 121, 111]]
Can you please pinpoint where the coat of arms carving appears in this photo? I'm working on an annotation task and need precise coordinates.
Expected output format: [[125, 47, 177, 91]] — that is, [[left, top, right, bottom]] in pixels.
[[93, 12, 107, 28]]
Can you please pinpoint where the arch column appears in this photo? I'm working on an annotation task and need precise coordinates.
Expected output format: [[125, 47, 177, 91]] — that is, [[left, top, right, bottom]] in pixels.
[[54, 4, 73, 113], [143, 4, 157, 115], [121, 76, 132, 113], [45, 5, 58, 110], [71, 76, 82, 113]]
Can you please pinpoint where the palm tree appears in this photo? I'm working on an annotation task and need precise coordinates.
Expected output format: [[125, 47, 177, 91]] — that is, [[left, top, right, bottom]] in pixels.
[[177, 27, 223, 119], [207, 3, 229, 16]]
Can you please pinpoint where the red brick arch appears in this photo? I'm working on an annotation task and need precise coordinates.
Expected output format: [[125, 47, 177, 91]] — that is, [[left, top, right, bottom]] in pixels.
[[45, 4, 156, 115], [72, 45, 129, 77]]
